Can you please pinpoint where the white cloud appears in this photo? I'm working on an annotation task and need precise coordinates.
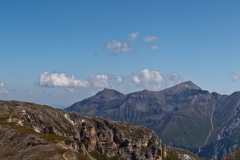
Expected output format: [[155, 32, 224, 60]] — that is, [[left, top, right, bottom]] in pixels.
[[116, 76, 122, 82], [132, 69, 163, 89], [138, 69, 163, 83], [122, 43, 132, 52], [231, 72, 240, 81], [106, 40, 122, 52], [129, 32, 139, 41], [105, 40, 132, 54], [38, 70, 182, 93], [143, 36, 159, 42], [106, 75, 124, 88], [150, 45, 158, 50], [132, 75, 140, 84], [88, 74, 109, 88], [39, 72, 89, 88], [132, 69, 182, 90], [166, 73, 182, 84], [0, 81, 9, 94]]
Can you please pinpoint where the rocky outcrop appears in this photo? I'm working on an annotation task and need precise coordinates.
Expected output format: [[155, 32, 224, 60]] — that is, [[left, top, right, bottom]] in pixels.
[[220, 149, 240, 160], [0, 100, 204, 160]]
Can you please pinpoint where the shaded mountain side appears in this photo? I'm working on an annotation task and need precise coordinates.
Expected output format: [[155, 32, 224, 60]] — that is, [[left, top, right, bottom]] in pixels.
[[0, 100, 203, 160], [197, 92, 240, 159], [65, 81, 240, 159]]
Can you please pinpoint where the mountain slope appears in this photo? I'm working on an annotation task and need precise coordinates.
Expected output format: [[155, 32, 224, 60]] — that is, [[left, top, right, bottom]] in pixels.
[[66, 81, 240, 159], [0, 100, 202, 160], [66, 81, 214, 150]]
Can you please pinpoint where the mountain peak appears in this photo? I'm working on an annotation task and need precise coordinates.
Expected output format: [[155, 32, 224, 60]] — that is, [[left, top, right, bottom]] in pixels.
[[163, 81, 201, 94], [179, 81, 201, 90], [95, 88, 124, 100]]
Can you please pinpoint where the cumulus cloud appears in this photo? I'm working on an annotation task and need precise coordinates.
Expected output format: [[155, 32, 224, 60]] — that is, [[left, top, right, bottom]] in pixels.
[[105, 40, 132, 55], [105, 33, 161, 55], [38, 70, 182, 93], [129, 32, 139, 41], [132, 69, 163, 89], [106, 75, 125, 88], [231, 72, 240, 81], [150, 45, 158, 50], [88, 74, 109, 88], [132, 69, 182, 90], [39, 72, 89, 88], [132, 75, 140, 84], [143, 36, 159, 42], [116, 76, 122, 83], [0, 81, 9, 93], [106, 40, 122, 52], [122, 43, 132, 52], [135, 69, 164, 83], [38, 72, 125, 90], [165, 73, 182, 84]]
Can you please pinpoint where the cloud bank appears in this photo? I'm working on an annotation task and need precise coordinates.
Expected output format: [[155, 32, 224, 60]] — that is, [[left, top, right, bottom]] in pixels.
[[39, 70, 182, 92]]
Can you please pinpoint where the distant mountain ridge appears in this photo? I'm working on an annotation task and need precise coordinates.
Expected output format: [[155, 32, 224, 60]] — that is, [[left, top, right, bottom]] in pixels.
[[65, 81, 240, 159]]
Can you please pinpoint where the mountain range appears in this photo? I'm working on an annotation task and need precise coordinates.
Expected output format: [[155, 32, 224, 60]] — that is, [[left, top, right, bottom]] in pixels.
[[65, 81, 240, 159]]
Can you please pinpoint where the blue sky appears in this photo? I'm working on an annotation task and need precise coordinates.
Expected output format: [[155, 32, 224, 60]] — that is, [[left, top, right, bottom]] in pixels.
[[1, 0, 240, 108]]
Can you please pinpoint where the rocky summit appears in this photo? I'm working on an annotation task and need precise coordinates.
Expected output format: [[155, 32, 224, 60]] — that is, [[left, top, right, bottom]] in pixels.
[[66, 81, 240, 159], [0, 100, 202, 160]]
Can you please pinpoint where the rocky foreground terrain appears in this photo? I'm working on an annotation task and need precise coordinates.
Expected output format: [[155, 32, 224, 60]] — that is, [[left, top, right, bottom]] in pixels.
[[220, 149, 240, 160], [66, 81, 240, 159], [0, 100, 202, 160]]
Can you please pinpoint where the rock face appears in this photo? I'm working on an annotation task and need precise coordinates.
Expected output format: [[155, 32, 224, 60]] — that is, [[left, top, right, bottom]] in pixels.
[[220, 149, 240, 160], [66, 81, 240, 159], [0, 100, 200, 160]]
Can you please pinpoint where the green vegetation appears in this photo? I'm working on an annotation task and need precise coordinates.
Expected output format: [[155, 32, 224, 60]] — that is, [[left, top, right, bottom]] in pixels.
[[171, 148, 205, 160], [162, 150, 179, 160], [73, 152, 91, 160], [0, 122, 35, 133], [90, 150, 121, 160], [0, 115, 10, 121], [40, 133, 74, 144]]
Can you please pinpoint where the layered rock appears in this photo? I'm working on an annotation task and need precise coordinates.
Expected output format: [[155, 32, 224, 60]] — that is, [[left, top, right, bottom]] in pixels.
[[0, 100, 181, 160]]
